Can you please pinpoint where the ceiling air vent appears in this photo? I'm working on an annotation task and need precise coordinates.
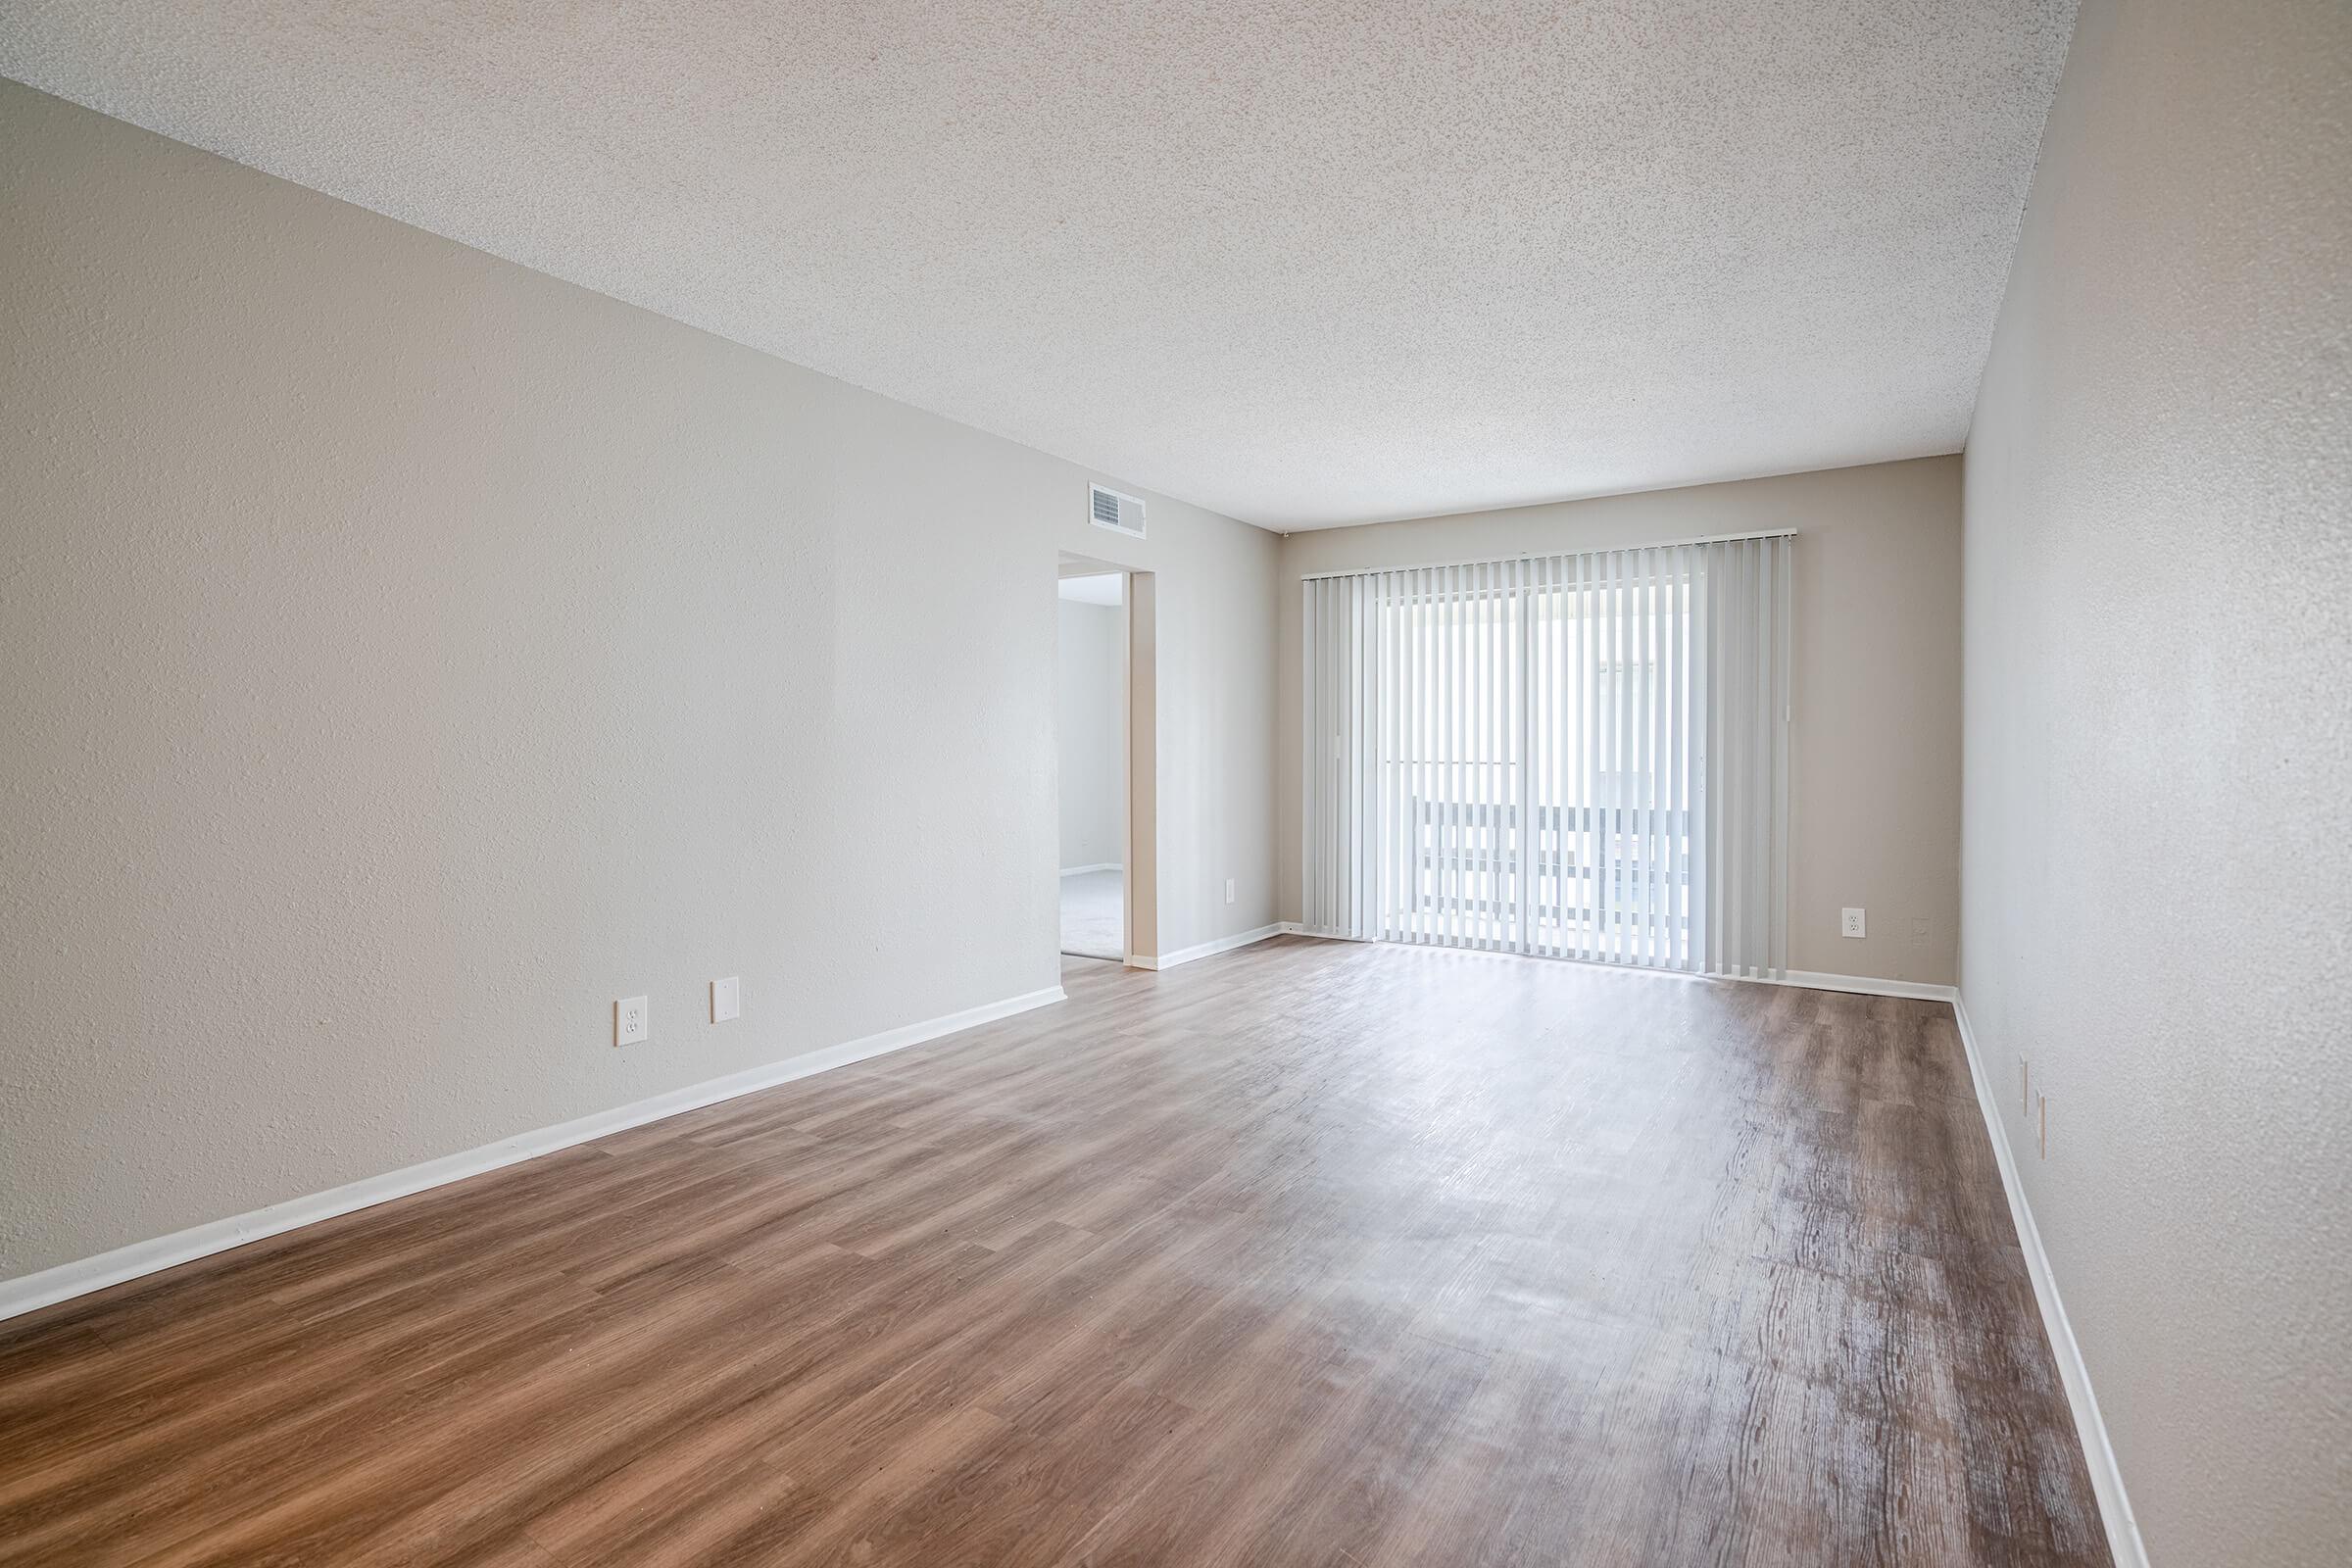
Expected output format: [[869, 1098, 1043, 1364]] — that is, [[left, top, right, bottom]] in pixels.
[[1089, 483, 1146, 539]]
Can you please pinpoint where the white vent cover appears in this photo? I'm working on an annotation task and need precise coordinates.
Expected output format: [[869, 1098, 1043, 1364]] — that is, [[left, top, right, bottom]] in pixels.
[[1089, 483, 1146, 538]]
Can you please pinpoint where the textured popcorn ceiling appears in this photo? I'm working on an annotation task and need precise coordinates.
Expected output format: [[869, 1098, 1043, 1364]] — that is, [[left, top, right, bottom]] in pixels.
[[0, 1, 2076, 529]]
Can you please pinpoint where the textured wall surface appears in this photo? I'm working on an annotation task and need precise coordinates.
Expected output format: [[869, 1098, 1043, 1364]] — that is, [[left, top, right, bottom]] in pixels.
[[1055, 599, 1125, 869], [0, 1, 2075, 528], [1961, 1, 2352, 1561], [1276, 458, 1965, 985], [0, 82, 1278, 1282]]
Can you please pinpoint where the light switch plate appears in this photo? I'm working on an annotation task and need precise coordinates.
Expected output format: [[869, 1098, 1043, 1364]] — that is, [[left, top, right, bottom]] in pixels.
[[710, 977, 741, 1023], [614, 996, 649, 1048]]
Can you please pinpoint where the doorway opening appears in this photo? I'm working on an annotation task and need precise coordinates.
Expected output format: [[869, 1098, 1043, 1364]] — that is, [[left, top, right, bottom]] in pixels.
[[1056, 565, 1127, 959]]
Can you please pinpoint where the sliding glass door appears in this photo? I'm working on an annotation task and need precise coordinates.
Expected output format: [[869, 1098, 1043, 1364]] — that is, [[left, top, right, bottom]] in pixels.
[[1302, 537, 1789, 978]]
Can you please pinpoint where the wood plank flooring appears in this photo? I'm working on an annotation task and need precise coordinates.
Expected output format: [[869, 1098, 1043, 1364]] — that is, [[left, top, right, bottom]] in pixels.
[[0, 937, 2111, 1566]]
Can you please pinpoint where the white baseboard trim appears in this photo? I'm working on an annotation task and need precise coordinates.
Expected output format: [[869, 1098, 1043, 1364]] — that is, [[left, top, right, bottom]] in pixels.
[[1952, 995, 2148, 1568], [1129, 923, 1284, 971], [0, 984, 1067, 1326], [1058, 862, 1120, 877], [1268, 932, 1954, 1003], [1768, 968, 1957, 1003]]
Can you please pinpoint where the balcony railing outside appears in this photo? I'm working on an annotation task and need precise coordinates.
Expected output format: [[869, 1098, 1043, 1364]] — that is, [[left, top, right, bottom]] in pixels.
[[1388, 793, 1692, 956]]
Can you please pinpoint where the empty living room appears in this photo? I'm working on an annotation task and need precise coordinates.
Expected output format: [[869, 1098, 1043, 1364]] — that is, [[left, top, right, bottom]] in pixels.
[[3, 3, 2346, 1564]]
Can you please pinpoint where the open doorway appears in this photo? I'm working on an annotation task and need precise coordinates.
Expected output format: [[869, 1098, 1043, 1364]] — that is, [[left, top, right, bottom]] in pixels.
[[1056, 566, 1126, 959]]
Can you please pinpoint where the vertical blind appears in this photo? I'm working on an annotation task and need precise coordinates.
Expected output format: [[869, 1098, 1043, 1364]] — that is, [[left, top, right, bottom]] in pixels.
[[1301, 535, 1791, 977]]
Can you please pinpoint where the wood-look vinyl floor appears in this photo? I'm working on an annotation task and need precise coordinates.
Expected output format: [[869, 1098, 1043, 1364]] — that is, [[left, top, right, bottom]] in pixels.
[[0, 938, 2110, 1567]]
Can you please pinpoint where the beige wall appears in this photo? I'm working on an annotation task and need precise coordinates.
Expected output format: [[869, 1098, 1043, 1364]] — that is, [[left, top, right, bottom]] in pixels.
[[1055, 598, 1125, 869], [1276, 458, 1964, 984], [1960, 1, 2352, 1562], [0, 81, 1279, 1283]]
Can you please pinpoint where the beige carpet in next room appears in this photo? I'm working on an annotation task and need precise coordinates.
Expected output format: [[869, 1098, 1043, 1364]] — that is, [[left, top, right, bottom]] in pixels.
[[1058, 868, 1122, 959]]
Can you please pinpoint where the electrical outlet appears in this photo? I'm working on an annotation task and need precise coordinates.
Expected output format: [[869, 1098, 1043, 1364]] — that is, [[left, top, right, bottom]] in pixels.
[[2020, 1056, 2031, 1115], [1225, 877, 1237, 906], [710, 977, 741, 1024], [2036, 1091, 2048, 1158], [1910, 917, 1930, 947], [1840, 907, 1866, 939], [614, 996, 649, 1048]]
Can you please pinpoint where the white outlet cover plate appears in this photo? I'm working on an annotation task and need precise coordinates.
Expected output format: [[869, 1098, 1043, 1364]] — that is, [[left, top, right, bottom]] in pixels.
[[1840, 907, 1866, 938], [615, 996, 649, 1048], [711, 977, 741, 1023]]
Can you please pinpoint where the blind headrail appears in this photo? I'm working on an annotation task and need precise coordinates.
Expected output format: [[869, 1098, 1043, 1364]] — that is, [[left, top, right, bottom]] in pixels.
[[1297, 526, 1797, 582]]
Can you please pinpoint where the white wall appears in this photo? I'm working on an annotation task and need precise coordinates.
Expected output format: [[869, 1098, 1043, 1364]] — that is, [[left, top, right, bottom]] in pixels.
[[1276, 458, 1965, 985], [1960, 1, 2352, 1562], [1055, 597, 1125, 870], [0, 81, 1279, 1283]]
